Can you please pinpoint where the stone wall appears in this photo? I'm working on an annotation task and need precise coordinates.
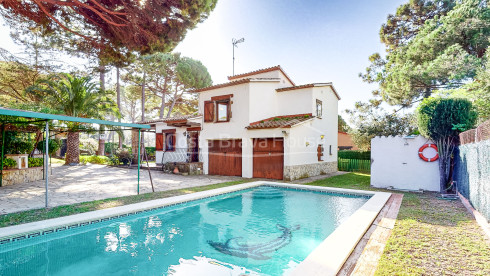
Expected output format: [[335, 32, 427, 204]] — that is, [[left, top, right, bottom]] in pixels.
[[163, 162, 203, 175], [283, 161, 337, 181], [1, 167, 45, 187]]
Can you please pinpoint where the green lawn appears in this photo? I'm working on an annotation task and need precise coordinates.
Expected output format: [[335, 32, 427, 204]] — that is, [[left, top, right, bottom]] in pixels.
[[1, 173, 488, 275], [305, 173, 490, 275], [0, 180, 251, 228]]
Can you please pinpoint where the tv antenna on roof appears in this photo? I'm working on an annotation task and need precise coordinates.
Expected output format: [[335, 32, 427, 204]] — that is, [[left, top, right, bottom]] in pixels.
[[232, 37, 245, 76]]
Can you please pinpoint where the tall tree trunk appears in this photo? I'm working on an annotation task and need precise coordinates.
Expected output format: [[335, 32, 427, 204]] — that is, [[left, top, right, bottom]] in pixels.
[[65, 131, 80, 165], [159, 78, 169, 119], [98, 62, 106, 156], [166, 82, 181, 118], [117, 67, 123, 148], [141, 71, 146, 122]]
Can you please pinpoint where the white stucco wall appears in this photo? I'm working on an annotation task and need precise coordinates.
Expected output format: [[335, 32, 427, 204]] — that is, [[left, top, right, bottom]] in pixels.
[[197, 76, 339, 178], [154, 123, 188, 164], [371, 135, 440, 191], [285, 87, 338, 166]]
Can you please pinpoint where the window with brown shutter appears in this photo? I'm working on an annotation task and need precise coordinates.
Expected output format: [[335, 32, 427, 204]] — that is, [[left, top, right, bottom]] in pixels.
[[156, 133, 163, 151], [204, 101, 215, 122]]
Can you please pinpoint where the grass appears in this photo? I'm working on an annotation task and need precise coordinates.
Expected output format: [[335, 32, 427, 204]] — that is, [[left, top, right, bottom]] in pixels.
[[0, 180, 251, 228], [304, 172, 490, 275], [1, 172, 489, 275]]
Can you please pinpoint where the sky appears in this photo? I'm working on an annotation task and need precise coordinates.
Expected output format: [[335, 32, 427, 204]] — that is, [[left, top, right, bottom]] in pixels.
[[0, 0, 406, 116]]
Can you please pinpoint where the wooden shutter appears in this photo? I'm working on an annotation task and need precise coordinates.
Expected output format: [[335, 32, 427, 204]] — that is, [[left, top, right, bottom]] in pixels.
[[156, 133, 163, 151], [204, 101, 215, 122]]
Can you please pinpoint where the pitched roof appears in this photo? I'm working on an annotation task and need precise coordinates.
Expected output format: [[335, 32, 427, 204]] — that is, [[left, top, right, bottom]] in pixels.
[[138, 114, 201, 124], [228, 65, 295, 86], [246, 113, 314, 129], [191, 78, 251, 93], [276, 83, 341, 100]]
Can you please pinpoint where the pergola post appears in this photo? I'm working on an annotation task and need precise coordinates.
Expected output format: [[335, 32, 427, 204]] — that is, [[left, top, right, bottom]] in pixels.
[[0, 123, 5, 187], [137, 128, 141, 195], [45, 120, 49, 208]]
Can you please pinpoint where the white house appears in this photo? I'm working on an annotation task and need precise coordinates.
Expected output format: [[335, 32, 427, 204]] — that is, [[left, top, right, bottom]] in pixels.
[[143, 65, 340, 180]]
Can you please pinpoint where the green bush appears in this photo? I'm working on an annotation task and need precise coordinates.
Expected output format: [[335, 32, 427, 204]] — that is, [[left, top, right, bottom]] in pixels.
[[79, 155, 111, 165], [115, 149, 132, 165], [338, 150, 371, 160], [28, 158, 44, 168], [37, 139, 61, 155], [145, 147, 156, 157], [2, 158, 17, 169]]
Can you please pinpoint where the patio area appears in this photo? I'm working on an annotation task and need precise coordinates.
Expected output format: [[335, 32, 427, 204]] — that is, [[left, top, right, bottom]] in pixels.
[[0, 164, 242, 214]]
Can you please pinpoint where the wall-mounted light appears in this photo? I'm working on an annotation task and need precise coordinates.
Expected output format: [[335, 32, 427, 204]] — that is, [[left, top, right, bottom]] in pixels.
[[306, 142, 310, 147], [282, 130, 289, 136], [320, 135, 325, 139]]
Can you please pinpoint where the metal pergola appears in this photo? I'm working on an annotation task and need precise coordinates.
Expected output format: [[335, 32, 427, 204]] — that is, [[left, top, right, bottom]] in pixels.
[[0, 107, 150, 208]]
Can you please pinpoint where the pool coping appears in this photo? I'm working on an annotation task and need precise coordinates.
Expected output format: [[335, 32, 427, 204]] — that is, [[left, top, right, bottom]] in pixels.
[[0, 181, 390, 275]]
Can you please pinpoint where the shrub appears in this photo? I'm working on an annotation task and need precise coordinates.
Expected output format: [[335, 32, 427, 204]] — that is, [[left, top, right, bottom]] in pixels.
[[79, 138, 98, 155], [79, 155, 110, 165], [115, 149, 132, 165], [416, 97, 478, 192], [37, 139, 61, 155], [28, 158, 44, 167], [145, 147, 156, 157], [2, 158, 17, 169], [338, 150, 371, 160]]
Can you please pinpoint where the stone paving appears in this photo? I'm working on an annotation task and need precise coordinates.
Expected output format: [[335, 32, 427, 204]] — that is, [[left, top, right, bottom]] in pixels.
[[0, 164, 242, 215]]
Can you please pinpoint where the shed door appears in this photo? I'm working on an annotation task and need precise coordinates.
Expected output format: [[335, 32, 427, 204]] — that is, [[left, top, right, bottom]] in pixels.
[[208, 139, 242, 176], [253, 138, 284, 179]]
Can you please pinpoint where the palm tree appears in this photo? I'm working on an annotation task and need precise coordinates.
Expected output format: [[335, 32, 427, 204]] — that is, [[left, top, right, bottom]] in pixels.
[[27, 73, 118, 164]]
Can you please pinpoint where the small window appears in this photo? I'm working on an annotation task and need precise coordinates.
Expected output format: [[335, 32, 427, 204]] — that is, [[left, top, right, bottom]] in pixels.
[[316, 99, 322, 118], [217, 101, 230, 122], [165, 132, 175, 151]]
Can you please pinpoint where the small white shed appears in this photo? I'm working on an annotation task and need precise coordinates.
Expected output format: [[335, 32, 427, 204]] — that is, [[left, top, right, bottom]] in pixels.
[[371, 135, 440, 192]]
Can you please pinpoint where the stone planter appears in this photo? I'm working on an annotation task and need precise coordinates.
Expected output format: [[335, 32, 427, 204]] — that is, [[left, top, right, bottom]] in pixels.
[[163, 162, 203, 175], [1, 166, 48, 187], [5, 154, 28, 169]]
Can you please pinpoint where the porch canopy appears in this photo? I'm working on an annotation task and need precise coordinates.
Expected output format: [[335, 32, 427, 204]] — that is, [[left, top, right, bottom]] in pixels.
[[0, 107, 150, 208]]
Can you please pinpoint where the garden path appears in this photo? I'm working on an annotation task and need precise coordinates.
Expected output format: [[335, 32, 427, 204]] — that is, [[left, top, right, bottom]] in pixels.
[[0, 164, 241, 214]]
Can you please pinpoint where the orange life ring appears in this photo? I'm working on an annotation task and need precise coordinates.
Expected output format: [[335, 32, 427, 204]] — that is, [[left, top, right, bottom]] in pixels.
[[418, 144, 439, 162]]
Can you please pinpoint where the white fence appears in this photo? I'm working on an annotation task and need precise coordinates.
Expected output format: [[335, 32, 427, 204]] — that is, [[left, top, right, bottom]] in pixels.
[[371, 135, 440, 192]]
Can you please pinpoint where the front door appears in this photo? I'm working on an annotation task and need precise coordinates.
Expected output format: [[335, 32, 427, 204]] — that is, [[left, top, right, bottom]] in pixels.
[[188, 131, 199, 162]]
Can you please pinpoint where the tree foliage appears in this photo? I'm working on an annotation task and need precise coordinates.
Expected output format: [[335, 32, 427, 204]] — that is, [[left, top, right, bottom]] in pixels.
[[346, 102, 417, 150], [362, 0, 489, 107], [416, 97, 477, 192], [124, 52, 211, 119], [338, 115, 350, 132], [26, 73, 118, 164], [0, 0, 218, 54], [380, 0, 455, 51]]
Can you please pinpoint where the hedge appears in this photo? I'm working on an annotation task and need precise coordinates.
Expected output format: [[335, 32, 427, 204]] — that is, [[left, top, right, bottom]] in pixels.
[[28, 158, 44, 168], [2, 158, 17, 169], [338, 150, 371, 160], [79, 155, 111, 165]]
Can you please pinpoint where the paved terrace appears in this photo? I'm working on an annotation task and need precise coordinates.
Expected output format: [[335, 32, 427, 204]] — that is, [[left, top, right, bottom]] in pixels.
[[0, 164, 242, 215]]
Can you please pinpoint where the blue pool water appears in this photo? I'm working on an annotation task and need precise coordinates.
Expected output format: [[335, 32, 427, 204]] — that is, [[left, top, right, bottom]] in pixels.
[[0, 186, 369, 276]]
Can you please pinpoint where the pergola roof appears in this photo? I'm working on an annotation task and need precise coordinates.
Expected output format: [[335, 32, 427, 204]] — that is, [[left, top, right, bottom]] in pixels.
[[0, 107, 150, 129]]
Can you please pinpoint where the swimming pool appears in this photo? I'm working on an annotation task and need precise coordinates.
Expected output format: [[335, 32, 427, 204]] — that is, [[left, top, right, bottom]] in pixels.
[[0, 182, 389, 276]]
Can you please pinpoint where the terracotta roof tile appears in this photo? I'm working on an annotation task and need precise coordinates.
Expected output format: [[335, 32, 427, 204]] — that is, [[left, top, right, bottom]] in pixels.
[[246, 113, 314, 129], [228, 65, 295, 86], [138, 114, 201, 124], [191, 78, 251, 93], [276, 83, 341, 100]]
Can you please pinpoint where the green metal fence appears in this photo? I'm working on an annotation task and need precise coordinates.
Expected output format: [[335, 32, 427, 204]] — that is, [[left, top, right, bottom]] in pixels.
[[338, 158, 371, 173]]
